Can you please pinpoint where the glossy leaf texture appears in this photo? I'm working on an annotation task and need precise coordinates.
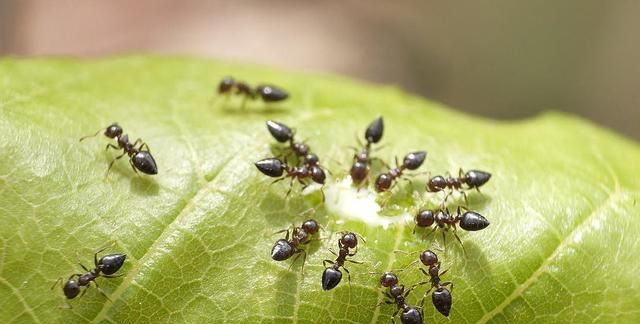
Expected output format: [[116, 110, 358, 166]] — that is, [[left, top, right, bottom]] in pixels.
[[0, 57, 639, 324]]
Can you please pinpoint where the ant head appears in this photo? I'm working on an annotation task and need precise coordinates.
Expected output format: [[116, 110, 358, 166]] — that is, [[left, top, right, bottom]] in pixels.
[[256, 85, 289, 102], [97, 253, 127, 275], [301, 219, 319, 235], [255, 158, 285, 178], [310, 166, 326, 184], [365, 116, 384, 144], [374, 173, 393, 192], [340, 232, 358, 249], [403, 151, 427, 170], [420, 250, 438, 267], [266, 120, 293, 143], [350, 161, 368, 184], [415, 210, 435, 227], [104, 123, 123, 139], [304, 153, 319, 166], [218, 76, 234, 93], [63, 279, 81, 299], [380, 271, 398, 287], [322, 268, 343, 290], [465, 169, 492, 188], [271, 239, 294, 261], [427, 175, 447, 192]]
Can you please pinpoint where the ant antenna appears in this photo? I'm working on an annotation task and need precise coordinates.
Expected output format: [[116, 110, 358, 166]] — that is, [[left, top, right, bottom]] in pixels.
[[79, 128, 104, 142]]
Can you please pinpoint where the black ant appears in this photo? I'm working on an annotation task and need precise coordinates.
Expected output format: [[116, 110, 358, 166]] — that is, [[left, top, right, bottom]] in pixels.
[[414, 206, 490, 248], [322, 232, 365, 290], [266, 120, 310, 158], [414, 250, 453, 317], [350, 117, 384, 186], [271, 219, 320, 271], [51, 249, 126, 301], [217, 76, 288, 106], [254, 157, 326, 197], [379, 272, 424, 324], [426, 169, 491, 202], [80, 123, 158, 175], [375, 151, 427, 193]]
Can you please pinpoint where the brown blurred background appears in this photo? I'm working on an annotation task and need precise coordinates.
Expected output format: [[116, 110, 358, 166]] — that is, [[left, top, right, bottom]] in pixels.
[[1, 0, 638, 139]]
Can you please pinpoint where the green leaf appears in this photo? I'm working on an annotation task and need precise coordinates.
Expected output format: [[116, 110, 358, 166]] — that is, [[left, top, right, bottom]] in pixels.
[[1, 56, 639, 324]]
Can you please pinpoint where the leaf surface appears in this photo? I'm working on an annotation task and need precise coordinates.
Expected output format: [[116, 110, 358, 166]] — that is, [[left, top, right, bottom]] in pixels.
[[0, 57, 639, 324]]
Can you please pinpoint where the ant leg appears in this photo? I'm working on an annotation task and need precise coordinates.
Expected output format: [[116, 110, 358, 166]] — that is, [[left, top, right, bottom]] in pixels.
[[128, 158, 140, 175], [322, 259, 335, 267], [50, 277, 63, 290], [440, 269, 449, 277], [105, 144, 119, 151], [285, 177, 295, 198], [343, 266, 352, 287], [101, 273, 125, 278], [93, 247, 108, 268], [452, 227, 466, 254], [78, 263, 91, 273], [328, 248, 338, 256], [240, 96, 248, 110], [271, 177, 286, 185], [106, 151, 127, 176], [92, 280, 113, 302], [346, 259, 364, 265], [391, 308, 401, 324], [442, 282, 454, 292]]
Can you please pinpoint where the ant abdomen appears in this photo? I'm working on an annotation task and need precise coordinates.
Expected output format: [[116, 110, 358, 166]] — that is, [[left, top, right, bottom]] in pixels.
[[131, 151, 158, 175], [271, 239, 294, 261], [432, 287, 452, 317], [400, 308, 423, 324], [97, 254, 127, 275], [403, 151, 427, 170], [255, 158, 285, 177], [458, 211, 490, 231], [256, 85, 289, 102], [266, 120, 293, 143], [365, 117, 384, 144], [321, 268, 343, 290], [464, 170, 491, 188]]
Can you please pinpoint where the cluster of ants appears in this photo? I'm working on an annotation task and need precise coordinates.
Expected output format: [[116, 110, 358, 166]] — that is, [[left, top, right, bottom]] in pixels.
[[252, 109, 493, 323], [63, 78, 493, 324]]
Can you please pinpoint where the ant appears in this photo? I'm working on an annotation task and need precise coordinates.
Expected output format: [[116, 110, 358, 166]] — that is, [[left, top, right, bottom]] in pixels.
[[426, 169, 491, 203], [322, 232, 365, 290], [254, 157, 326, 197], [414, 250, 453, 317], [217, 76, 288, 106], [271, 219, 320, 271], [375, 151, 427, 193], [414, 206, 490, 248], [80, 123, 158, 175], [350, 117, 384, 186], [266, 120, 310, 158], [379, 271, 424, 324], [51, 249, 126, 301]]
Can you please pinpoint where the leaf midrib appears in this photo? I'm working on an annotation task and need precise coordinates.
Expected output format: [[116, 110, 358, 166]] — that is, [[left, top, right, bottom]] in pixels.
[[89, 150, 243, 323]]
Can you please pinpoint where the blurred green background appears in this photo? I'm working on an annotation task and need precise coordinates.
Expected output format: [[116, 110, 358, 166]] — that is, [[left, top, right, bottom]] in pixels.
[[1, 0, 637, 139]]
